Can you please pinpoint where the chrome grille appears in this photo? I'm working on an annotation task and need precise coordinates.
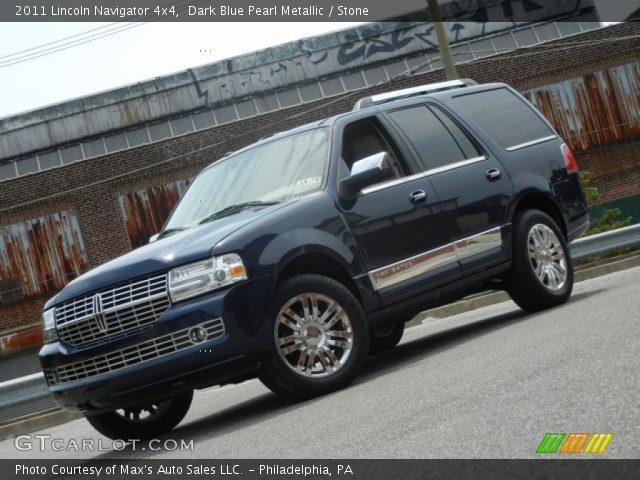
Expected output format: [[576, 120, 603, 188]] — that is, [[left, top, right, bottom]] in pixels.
[[55, 274, 169, 347], [45, 319, 225, 385]]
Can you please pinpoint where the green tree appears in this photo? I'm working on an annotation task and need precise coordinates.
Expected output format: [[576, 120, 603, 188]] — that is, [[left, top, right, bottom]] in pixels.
[[579, 171, 631, 236]]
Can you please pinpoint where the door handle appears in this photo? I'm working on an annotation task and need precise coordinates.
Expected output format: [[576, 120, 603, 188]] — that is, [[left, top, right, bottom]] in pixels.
[[485, 168, 501, 181], [409, 190, 427, 204]]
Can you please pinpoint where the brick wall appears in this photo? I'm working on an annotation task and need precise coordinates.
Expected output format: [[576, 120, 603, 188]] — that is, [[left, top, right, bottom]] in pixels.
[[1, 22, 639, 334], [576, 142, 640, 204]]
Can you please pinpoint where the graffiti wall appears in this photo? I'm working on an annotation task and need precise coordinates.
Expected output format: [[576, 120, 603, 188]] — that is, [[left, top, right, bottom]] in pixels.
[[118, 179, 190, 248], [0, 210, 89, 304], [524, 62, 640, 151]]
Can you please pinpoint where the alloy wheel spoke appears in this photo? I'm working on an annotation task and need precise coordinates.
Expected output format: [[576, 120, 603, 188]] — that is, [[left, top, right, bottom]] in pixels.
[[310, 295, 320, 322], [305, 351, 316, 376], [535, 262, 545, 281], [297, 350, 308, 371], [318, 301, 338, 324], [550, 261, 566, 279], [280, 309, 303, 331], [280, 342, 303, 355], [322, 308, 343, 331], [317, 349, 332, 371], [327, 338, 352, 349], [278, 335, 301, 346], [327, 330, 352, 339], [301, 296, 313, 323], [323, 346, 341, 367], [547, 267, 558, 289]]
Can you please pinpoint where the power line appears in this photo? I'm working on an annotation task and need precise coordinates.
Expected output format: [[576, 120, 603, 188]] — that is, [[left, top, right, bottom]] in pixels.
[[0, 23, 120, 60], [0, 0, 208, 69], [0, 23, 147, 68]]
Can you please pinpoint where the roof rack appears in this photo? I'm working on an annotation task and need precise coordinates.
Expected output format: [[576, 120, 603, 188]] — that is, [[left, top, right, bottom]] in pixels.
[[353, 79, 477, 110]]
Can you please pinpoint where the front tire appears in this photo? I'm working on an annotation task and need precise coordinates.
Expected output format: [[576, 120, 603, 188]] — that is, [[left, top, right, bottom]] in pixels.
[[505, 209, 573, 312], [259, 274, 369, 400], [369, 319, 406, 355], [85, 391, 193, 440]]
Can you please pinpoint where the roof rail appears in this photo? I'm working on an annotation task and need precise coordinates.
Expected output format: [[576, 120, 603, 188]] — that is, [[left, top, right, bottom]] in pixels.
[[353, 79, 477, 110]]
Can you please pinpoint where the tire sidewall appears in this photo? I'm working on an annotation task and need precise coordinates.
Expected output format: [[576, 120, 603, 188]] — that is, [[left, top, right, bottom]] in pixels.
[[85, 391, 193, 440], [512, 209, 573, 302]]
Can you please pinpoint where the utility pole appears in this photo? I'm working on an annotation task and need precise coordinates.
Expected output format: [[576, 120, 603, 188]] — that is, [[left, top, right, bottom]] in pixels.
[[427, 0, 458, 80]]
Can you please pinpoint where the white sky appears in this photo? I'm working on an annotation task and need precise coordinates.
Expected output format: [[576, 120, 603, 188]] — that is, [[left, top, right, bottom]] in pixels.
[[0, 22, 364, 119]]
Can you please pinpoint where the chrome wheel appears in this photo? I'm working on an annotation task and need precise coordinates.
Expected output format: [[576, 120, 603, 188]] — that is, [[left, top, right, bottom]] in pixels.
[[275, 293, 353, 378], [527, 224, 567, 291], [116, 400, 172, 423]]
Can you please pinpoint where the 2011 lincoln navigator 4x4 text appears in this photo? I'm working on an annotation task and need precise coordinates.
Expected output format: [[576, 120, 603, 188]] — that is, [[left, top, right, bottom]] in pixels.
[[40, 80, 589, 439]]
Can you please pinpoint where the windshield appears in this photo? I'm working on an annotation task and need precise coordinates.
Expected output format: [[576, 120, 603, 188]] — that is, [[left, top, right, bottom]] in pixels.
[[163, 128, 330, 233]]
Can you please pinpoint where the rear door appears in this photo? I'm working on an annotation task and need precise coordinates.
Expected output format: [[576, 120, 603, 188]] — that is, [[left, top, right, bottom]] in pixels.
[[383, 102, 514, 275]]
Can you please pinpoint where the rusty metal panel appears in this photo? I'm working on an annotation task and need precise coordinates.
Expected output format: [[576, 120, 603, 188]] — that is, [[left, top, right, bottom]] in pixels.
[[524, 62, 640, 151], [0, 211, 89, 301], [118, 179, 190, 248]]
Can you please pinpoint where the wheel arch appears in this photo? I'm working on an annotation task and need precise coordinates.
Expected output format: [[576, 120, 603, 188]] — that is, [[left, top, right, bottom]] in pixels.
[[510, 190, 567, 237], [274, 249, 362, 305]]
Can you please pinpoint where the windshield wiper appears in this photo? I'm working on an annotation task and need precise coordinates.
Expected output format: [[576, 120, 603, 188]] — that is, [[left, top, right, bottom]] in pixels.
[[198, 201, 279, 225], [158, 227, 186, 239]]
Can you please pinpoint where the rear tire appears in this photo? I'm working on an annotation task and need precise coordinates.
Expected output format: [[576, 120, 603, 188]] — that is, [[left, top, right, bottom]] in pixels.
[[259, 274, 369, 400], [85, 390, 193, 440], [369, 319, 405, 355], [505, 209, 573, 312]]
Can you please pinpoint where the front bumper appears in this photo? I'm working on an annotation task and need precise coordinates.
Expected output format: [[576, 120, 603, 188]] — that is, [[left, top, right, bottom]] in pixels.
[[39, 274, 273, 414]]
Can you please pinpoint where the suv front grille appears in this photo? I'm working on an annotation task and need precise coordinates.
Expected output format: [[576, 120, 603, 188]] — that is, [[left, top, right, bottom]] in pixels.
[[45, 318, 225, 385], [55, 274, 170, 347]]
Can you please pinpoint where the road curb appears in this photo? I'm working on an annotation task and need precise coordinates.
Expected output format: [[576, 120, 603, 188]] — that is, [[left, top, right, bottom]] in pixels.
[[407, 253, 640, 327], [0, 409, 82, 442]]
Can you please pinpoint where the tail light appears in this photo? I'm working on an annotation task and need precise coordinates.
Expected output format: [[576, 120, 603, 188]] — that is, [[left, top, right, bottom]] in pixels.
[[561, 143, 578, 173]]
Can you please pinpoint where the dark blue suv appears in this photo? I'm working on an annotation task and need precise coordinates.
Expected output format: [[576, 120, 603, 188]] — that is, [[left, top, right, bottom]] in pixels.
[[40, 80, 589, 439]]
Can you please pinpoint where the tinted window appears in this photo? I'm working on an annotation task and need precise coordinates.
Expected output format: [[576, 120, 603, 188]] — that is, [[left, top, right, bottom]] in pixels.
[[388, 105, 478, 170], [430, 106, 479, 159], [452, 88, 553, 149]]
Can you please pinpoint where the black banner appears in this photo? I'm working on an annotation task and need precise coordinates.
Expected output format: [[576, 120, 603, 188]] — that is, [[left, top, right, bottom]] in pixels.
[[4, 460, 640, 480], [3, 0, 638, 23]]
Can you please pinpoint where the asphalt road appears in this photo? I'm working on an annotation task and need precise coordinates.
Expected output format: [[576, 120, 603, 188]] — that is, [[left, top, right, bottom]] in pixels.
[[2, 266, 639, 459]]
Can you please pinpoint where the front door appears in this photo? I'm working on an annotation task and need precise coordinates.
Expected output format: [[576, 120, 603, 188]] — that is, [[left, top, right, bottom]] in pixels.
[[336, 114, 460, 304]]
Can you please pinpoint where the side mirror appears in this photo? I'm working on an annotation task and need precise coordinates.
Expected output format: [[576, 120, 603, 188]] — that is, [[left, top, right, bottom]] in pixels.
[[339, 152, 394, 198], [149, 233, 159, 244]]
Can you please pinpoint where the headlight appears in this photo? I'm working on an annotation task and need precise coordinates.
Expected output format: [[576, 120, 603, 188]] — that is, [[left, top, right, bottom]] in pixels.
[[169, 253, 248, 303], [42, 309, 58, 343]]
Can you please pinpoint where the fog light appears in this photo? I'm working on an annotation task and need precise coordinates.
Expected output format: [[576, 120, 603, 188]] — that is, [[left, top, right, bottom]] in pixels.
[[189, 326, 208, 343]]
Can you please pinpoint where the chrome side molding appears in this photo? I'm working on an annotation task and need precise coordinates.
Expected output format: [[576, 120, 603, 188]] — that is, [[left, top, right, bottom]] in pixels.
[[368, 226, 505, 290]]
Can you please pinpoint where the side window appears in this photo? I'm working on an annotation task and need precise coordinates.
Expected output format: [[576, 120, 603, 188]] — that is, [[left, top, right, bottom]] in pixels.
[[452, 88, 554, 149], [340, 117, 406, 181], [387, 105, 479, 170], [430, 106, 480, 159]]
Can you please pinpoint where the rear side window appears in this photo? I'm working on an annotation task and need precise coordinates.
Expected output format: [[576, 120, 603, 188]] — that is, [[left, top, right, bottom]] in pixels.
[[387, 105, 479, 170], [452, 88, 554, 149]]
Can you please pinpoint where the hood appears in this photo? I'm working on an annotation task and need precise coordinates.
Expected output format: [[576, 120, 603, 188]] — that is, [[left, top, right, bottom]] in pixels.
[[49, 202, 293, 306]]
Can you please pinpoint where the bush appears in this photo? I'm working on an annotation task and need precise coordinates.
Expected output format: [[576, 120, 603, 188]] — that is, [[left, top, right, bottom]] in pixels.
[[578, 171, 634, 262], [579, 171, 631, 236]]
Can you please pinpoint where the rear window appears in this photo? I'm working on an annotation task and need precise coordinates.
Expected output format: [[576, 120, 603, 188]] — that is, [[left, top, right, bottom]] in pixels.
[[452, 88, 554, 149], [387, 105, 479, 170]]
